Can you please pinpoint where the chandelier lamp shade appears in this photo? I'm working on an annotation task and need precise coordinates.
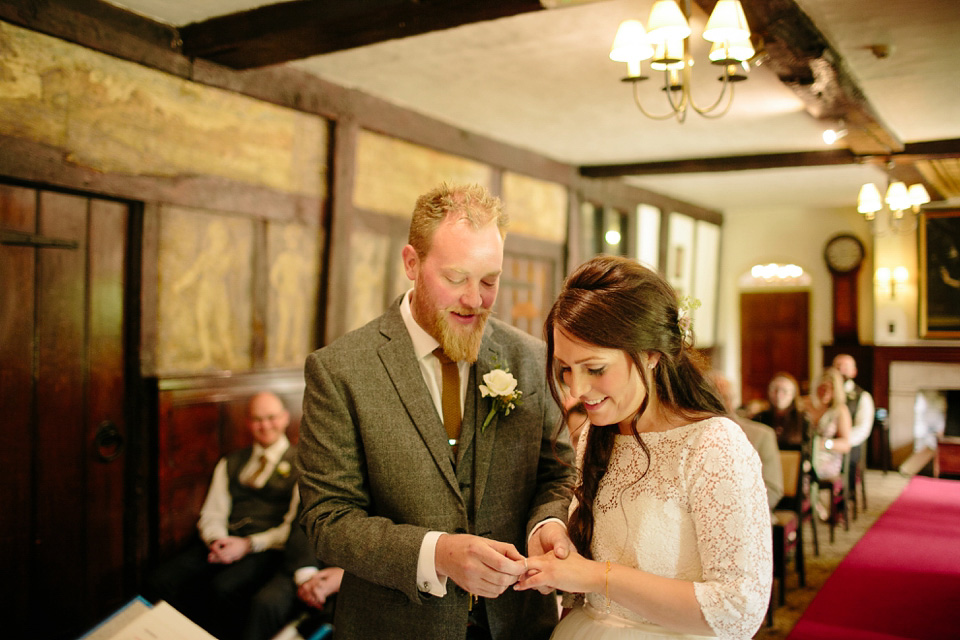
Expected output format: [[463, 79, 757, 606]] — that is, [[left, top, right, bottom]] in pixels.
[[857, 181, 930, 220], [609, 0, 753, 121]]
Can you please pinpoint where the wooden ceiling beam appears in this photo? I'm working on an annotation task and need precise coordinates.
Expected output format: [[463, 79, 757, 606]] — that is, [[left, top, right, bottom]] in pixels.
[[179, 0, 546, 69], [581, 149, 858, 178], [694, 0, 901, 155], [579, 139, 960, 178]]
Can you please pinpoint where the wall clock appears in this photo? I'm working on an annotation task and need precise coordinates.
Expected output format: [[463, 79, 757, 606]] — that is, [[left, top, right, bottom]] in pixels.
[[824, 233, 865, 274]]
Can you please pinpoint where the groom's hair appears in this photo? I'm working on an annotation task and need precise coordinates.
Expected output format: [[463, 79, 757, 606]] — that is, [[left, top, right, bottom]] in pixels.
[[408, 182, 508, 258]]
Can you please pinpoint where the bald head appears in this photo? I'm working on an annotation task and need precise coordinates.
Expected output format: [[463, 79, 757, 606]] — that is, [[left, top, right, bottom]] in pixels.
[[247, 392, 290, 447]]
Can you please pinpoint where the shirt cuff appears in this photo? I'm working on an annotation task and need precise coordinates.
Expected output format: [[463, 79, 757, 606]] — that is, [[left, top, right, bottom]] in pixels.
[[417, 531, 448, 596], [528, 518, 565, 549], [294, 566, 320, 586], [247, 533, 265, 553]]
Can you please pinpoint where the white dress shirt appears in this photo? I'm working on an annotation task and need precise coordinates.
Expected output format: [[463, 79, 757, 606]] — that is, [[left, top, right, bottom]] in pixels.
[[197, 434, 300, 553], [400, 290, 560, 596], [845, 379, 876, 448]]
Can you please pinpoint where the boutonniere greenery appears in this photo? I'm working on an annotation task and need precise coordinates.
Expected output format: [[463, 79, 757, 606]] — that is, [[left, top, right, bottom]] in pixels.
[[276, 461, 291, 477], [479, 367, 523, 433]]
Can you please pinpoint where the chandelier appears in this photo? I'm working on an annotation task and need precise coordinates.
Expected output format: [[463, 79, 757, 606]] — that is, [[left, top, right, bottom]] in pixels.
[[857, 180, 930, 235], [609, 0, 753, 122]]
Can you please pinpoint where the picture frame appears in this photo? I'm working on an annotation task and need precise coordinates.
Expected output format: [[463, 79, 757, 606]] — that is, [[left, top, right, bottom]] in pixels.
[[919, 210, 960, 338]]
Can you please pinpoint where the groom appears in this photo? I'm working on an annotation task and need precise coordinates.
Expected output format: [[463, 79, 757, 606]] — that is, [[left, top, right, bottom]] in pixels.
[[297, 183, 575, 639]]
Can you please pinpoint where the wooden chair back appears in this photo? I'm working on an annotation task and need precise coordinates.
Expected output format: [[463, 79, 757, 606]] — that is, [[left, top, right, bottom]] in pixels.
[[780, 449, 802, 499]]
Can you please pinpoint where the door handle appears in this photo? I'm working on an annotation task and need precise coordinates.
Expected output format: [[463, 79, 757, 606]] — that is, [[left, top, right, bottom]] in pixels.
[[94, 420, 125, 462]]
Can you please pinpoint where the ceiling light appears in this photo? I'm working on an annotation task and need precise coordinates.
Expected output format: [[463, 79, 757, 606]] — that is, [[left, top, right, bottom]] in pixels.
[[822, 126, 848, 145], [857, 180, 930, 235], [609, 0, 753, 122]]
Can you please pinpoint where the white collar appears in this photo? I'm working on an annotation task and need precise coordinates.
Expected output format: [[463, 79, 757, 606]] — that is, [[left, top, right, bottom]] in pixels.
[[252, 434, 290, 463]]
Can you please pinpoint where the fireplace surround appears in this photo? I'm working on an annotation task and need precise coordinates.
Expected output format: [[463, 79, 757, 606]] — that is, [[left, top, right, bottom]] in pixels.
[[823, 345, 960, 468]]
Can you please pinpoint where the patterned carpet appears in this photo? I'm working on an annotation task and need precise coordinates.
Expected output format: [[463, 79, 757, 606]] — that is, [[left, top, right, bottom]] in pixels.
[[755, 469, 911, 639]]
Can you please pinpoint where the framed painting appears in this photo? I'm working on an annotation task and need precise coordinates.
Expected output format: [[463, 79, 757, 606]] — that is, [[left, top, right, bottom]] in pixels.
[[919, 210, 960, 338]]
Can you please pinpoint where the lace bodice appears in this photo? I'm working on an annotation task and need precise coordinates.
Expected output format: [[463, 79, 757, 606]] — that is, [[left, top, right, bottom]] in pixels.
[[575, 417, 772, 639], [812, 406, 844, 479]]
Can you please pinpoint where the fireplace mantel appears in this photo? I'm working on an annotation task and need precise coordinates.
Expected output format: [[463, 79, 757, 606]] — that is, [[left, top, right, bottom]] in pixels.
[[871, 346, 960, 410], [822, 344, 960, 468]]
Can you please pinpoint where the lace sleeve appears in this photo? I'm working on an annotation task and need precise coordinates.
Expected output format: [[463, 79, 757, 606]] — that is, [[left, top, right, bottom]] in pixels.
[[688, 418, 773, 639]]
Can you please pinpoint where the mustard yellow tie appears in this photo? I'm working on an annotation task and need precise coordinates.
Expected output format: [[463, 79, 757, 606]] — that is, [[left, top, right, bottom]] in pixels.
[[433, 347, 461, 452], [245, 454, 269, 487]]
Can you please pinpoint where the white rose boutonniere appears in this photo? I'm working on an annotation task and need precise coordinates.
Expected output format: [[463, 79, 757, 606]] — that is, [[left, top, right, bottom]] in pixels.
[[479, 368, 523, 433], [276, 461, 291, 477]]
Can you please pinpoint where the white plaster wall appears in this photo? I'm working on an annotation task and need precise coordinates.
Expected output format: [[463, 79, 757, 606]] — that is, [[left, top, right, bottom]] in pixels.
[[715, 203, 875, 389]]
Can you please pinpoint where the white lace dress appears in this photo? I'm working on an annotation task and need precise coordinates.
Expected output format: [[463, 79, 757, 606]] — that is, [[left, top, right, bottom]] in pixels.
[[552, 417, 772, 640], [811, 406, 844, 480]]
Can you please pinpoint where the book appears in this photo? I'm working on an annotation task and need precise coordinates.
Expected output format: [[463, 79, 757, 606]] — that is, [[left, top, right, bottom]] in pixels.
[[80, 598, 217, 640]]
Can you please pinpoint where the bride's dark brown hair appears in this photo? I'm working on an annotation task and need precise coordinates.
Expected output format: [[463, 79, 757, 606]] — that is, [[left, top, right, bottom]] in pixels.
[[545, 255, 725, 558]]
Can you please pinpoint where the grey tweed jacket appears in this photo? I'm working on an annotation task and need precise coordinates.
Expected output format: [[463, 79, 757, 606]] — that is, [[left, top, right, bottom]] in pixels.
[[298, 298, 574, 640]]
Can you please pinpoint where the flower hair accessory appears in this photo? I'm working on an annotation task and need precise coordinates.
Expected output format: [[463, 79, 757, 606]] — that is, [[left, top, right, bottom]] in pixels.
[[677, 294, 701, 344], [479, 367, 523, 433]]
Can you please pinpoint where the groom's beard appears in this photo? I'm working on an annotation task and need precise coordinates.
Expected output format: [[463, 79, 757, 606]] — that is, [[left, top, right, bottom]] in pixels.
[[433, 304, 490, 363]]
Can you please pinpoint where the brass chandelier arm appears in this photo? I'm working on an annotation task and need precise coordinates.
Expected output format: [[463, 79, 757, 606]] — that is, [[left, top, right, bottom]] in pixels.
[[685, 64, 736, 118], [631, 80, 685, 121], [629, 58, 739, 122]]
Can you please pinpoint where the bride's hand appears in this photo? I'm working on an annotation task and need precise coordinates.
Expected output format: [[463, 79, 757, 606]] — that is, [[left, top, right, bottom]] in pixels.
[[514, 549, 604, 595]]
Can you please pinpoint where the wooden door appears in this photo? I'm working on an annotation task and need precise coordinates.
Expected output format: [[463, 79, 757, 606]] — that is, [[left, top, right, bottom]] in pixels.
[[740, 291, 810, 406], [1, 184, 131, 639]]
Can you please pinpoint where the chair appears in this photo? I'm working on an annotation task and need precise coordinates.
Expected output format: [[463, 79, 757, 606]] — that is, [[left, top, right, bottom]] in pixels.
[[815, 449, 850, 543], [771, 450, 808, 609]]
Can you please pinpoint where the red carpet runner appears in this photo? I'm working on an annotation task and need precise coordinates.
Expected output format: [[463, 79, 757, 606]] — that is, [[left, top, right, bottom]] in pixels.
[[788, 476, 960, 639]]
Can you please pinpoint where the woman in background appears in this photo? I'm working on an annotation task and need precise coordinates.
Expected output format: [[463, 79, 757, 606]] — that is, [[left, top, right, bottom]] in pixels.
[[754, 372, 810, 451], [806, 368, 852, 482], [517, 256, 771, 640]]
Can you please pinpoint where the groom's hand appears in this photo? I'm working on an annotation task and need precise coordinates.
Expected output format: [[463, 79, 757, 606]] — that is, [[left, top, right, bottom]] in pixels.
[[529, 521, 571, 559], [435, 534, 526, 599], [526, 522, 572, 594]]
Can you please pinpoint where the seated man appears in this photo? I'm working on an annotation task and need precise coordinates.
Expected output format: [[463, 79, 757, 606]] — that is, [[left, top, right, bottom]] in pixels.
[[709, 371, 784, 514], [147, 391, 300, 640], [244, 524, 342, 640]]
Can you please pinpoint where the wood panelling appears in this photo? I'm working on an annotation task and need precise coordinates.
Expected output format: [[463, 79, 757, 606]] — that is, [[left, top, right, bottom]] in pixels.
[[152, 371, 306, 557]]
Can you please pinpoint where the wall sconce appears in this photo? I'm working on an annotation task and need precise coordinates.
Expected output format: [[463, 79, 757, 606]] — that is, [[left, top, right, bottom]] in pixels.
[[876, 266, 908, 299]]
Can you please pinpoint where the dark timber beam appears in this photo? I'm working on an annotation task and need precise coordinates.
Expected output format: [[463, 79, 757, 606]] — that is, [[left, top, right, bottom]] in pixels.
[[179, 0, 546, 69], [580, 139, 960, 178], [694, 0, 900, 155]]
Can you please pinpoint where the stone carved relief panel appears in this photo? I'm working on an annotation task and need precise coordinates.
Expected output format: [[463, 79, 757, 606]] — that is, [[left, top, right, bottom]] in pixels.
[[158, 207, 253, 373], [267, 222, 322, 367]]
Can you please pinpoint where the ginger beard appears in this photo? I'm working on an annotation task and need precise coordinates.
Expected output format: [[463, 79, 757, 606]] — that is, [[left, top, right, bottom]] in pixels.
[[412, 272, 491, 363], [434, 304, 490, 363]]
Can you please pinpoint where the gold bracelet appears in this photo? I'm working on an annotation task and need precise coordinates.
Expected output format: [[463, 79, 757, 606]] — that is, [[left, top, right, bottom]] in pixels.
[[604, 561, 612, 612]]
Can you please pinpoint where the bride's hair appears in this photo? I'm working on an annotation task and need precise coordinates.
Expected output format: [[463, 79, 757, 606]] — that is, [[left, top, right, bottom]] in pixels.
[[544, 255, 725, 558]]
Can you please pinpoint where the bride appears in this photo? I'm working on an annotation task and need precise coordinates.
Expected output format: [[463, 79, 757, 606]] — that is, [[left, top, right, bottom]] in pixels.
[[517, 256, 771, 639]]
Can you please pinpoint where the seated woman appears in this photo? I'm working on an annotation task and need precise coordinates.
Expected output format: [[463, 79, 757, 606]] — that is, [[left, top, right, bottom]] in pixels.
[[754, 372, 810, 452], [517, 255, 771, 640], [806, 367, 853, 483]]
